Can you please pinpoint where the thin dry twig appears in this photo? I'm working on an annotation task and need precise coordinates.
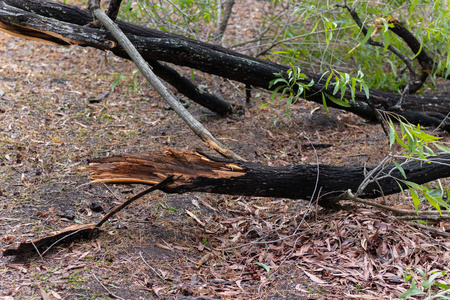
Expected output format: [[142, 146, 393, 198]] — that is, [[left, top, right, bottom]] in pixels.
[[92, 273, 125, 300], [30, 241, 44, 262], [94, 176, 176, 229], [139, 251, 166, 282], [407, 222, 450, 238], [337, 189, 450, 219], [41, 227, 97, 256], [396, 215, 450, 221]]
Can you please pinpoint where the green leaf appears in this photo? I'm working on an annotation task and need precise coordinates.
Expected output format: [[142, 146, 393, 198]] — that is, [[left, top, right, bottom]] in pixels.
[[425, 190, 450, 210], [260, 103, 269, 109], [326, 94, 351, 107], [421, 278, 432, 289], [436, 282, 450, 290], [360, 81, 370, 99], [394, 134, 407, 148], [111, 74, 126, 91], [435, 143, 450, 153], [255, 262, 270, 274], [410, 188, 420, 215], [399, 279, 426, 298], [399, 287, 426, 298], [428, 271, 444, 285], [286, 96, 293, 118], [325, 72, 333, 89], [389, 122, 396, 148], [412, 129, 441, 142], [412, 40, 424, 60], [269, 77, 287, 88], [423, 193, 442, 214], [380, 18, 390, 33], [403, 180, 426, 192], [359, 26, 376, 47], [271, 51, 290, 55], [332, 80, 340, 95], [272, 86, 285, 101], [351, 77, 356, 101], [322, 93, 329, 115], [382, 30, 390, 51], [393, 161, 406, 179]]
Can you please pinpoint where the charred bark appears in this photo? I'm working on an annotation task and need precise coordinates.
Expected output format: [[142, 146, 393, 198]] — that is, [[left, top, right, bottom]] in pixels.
[[83, 149, 450, 207], [0, 0, 449, 129], [0, 0, 234, 115]]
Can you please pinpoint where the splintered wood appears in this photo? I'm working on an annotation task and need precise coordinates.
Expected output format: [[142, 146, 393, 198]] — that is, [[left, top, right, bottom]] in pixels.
[[2, 224, 97, 256], [82, 149, 247, 187]]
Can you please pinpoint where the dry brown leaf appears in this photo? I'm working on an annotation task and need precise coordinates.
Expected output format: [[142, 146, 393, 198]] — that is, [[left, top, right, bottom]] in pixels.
[[186, 209, 205, 227], [155, 243, 172, 251], [50, 290, 62, 300], [303, 270, 326, 284], [218, 290, 241, 296]]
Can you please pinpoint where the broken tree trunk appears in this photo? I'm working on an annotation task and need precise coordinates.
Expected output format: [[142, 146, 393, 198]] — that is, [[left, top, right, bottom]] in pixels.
[[83, 149, 450, 207], [0, 0, 449, 130], [5, 149, 450, 256]]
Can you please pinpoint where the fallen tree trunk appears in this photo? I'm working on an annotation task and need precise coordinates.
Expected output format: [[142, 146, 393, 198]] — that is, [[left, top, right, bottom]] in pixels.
[[5, 149, 450, 256], [1, 0, 449, 130], [83, 149, 450, 207]]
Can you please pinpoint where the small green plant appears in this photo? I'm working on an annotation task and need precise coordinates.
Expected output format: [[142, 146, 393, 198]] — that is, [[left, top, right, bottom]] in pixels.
[[387, 115, 449, 159], [67, 271, 86, 287], [268, 65, 369, 116], [267, 64, 315, 117], [387, 115, 450, 214], [110, 69, 140, 94], [322, 69, 369, 114], [111, 73, 127, 91], [157, 202, 178, 212], [400, 267, 450, 299]]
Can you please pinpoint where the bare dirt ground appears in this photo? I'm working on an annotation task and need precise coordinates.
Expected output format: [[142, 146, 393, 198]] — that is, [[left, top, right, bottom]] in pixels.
[[1, 2, 450, 299]]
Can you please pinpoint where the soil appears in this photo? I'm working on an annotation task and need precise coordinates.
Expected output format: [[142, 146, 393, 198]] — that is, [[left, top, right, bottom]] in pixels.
[[0, 1, 449, 299]]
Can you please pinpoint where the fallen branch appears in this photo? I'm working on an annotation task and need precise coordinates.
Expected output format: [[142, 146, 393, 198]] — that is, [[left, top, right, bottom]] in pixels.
[[81, 149, 450, 207], [93, 175, 175, 229], [336, 189, 450, 220], [407, 222, 450, 238], [2, 224, 96, 256], [2, 177, 175, 256], [1, 0, 449, 130], [88, 0, 242, 160]]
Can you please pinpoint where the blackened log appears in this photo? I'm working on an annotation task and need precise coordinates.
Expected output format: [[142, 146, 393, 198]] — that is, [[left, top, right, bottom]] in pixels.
[[0, 0, 234, 115], [150, 60, 234, 115], [83, 149, 450, 207], [0, 0, 449, 129]]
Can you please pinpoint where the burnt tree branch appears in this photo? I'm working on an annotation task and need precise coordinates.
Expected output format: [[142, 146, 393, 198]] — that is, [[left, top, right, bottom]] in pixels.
[[0, 0, 234, 115], [106, 0, 122, 21], [83, 149, 450, 208], [0, 0, 449, 130], [338, 3, 424, 98]]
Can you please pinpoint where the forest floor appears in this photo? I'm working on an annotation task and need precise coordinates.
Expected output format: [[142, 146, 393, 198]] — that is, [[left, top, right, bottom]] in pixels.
[[1, 1, 450, 299]]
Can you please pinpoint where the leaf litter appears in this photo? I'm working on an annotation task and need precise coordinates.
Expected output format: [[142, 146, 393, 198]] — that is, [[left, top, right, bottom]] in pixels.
[[0, 1, 449, 299]]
